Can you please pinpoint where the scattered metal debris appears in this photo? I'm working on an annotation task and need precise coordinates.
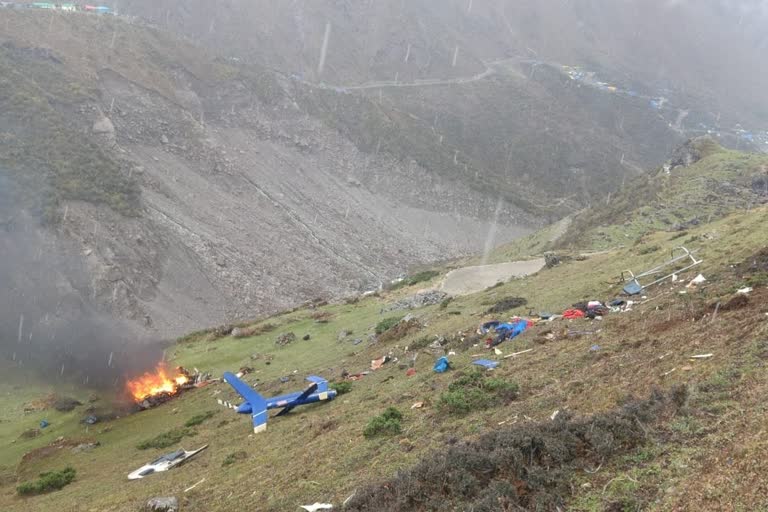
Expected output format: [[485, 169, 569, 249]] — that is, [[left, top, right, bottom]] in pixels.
[[128, 445, 208, 480]]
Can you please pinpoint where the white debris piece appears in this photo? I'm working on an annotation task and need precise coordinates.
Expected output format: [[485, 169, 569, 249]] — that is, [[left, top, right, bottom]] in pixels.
[[737, 287, 753, 295], [300, 504, 333, 512], [686, 274, 707, 288], [503, 349, 534, 359]]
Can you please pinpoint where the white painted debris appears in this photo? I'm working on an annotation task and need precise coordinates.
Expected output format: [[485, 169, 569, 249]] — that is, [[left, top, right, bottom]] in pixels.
[[672, 274, 679, 283], [184, 478, 205, 493], [504, 349, 534, 359], [342, 492, 356, 507], [300, 504, 333, 512], [411, 402, 424, 409], [128, 445, 209, 480], [550, 410, 560, 421], [494, 348, 503, 356], [737, 287, 753, 295], [690, 354, 714, 359], [686, 274, 707, 288], [662, 368, 677, 377]]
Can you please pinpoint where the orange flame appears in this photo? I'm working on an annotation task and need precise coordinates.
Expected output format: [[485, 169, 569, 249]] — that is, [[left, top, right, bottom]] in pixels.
[[126, 363, 189, 402]]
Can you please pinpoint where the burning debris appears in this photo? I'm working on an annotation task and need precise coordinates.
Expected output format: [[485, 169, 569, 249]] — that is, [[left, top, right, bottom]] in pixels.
[[126, 364, 212, 410]]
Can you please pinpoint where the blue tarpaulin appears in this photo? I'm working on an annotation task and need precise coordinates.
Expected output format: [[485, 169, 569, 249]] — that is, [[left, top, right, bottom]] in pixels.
[[433, 356, 450, 373], [473, 359, 499, 370], [489, 319, 530, 347]]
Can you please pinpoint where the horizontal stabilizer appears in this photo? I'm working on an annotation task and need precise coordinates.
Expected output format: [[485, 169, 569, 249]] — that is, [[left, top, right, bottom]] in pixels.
[[223, 372, 268, 434], [275, 381, 318, 417], [306, 376, 329, 393]]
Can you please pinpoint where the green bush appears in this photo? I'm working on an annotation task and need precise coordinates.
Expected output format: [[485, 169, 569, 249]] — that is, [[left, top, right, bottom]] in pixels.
[[745, 272, 768, 288], [330, 381, 353, 395], [438, 371, 519, 415], [17, 467, 76, 496], [375, 316, 404, 335], [390, 270, 441, 290], [638, 245, 661, 255], [408, 336, 433, 351], [184, 411, 216, 427], [363, 407, 403, 438], [137, 427, 196, 450], [222, 451, 248, 467]]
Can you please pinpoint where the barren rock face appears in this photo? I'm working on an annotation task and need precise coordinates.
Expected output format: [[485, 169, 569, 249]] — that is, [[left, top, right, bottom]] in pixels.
[[92, 116, 116, 135]]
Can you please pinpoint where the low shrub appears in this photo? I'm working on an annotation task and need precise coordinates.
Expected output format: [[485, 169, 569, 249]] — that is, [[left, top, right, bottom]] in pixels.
[[375, 316, 404, 335], [137, 427, 196, 450], [363, 407, 403, 438], [390, 270, 441, 290], [222, 451, 247, 467], [184, 411, 216, 427], [346, 388, 687, 511], [638, 245, 661, 255], [378, 318, 422, 343], [330, 381, 353, 395], [438, 371, 519, 415], [17, 467, 76, 496], [485, 297, 528, 314], [407, 336, 434, 351]]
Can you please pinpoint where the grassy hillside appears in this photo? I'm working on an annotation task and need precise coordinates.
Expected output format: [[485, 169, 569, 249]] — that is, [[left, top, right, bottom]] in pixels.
[[556, 140, 768, 250], [482, 138, 768, 263], [1, 148, 767, 510]]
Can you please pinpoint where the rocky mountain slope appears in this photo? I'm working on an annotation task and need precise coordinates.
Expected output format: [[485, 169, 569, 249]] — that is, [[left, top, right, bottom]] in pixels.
[[0, 10, 532, 349], [117, 0, 768, 212]]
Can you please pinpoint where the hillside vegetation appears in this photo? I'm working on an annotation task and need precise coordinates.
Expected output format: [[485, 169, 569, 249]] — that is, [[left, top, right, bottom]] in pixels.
[[0, 43, 139, 220], [485, 138, 768, 264], [1, 146, 767, 511], [0, 10, 278, 220]]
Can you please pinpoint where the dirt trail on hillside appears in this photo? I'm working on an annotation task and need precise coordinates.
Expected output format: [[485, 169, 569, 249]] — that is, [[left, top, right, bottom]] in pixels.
[[440, 259, 546, 296], [300, 58, 516, 91]]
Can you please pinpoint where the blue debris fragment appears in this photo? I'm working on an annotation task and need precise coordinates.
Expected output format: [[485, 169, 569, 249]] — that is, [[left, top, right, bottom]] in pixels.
[[472, 359, 499, 370], [590, 345, 601, 352], [488, 319, 530, 347], [433, 356, 450, 373], [40, 420, 49, 429]]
